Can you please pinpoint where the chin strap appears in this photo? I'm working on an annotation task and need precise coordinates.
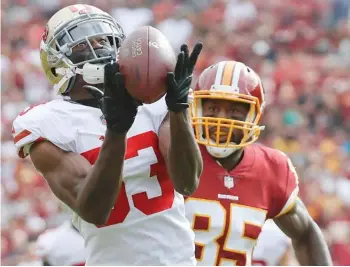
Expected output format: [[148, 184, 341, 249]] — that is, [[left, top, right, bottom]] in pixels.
[[206, 146, 237, 159], [75, 63, 105, 84], [205, 124, 265, 159], [54, 63, 106, 94], [54, 67, 76, 95]]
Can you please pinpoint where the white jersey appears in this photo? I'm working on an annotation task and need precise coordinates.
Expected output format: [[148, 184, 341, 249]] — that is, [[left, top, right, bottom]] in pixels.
[[36, 221, 85, 266], [252, 220, 291, 266], [13, 98, 195, 266]]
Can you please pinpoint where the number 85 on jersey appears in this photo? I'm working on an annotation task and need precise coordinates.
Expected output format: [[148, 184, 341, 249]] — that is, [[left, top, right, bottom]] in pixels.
[[185, 198, 267, 266]]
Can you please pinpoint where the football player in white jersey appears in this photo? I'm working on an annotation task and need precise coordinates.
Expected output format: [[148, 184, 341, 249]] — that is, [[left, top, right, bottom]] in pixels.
[[252, 220, 294, 266], [36, 221, 85, 266], [12, 4, 203, 265]]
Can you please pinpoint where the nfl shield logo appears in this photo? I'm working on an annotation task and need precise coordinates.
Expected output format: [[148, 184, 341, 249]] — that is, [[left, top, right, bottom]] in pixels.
[[224, 175, 234, 189]]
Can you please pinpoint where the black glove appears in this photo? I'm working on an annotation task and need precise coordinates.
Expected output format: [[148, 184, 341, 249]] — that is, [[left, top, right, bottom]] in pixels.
[[166, 43, 203, 112], [84, 62, 142, 133]]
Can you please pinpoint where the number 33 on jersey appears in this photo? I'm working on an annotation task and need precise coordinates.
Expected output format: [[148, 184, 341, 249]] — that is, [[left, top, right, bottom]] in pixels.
[[12, 99, 196, 265], [185, 144, 299, 266]]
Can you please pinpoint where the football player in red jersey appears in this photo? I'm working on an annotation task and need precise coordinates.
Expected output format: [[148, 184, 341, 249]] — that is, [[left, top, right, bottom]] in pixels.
[[185, 60, 332, 266]]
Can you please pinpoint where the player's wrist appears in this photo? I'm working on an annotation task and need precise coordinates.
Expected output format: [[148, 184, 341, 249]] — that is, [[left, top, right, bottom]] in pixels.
[[165, 90, 190, 112], [105, 128, 127, 139], [166, 102, 189, 112], [169, 109, 190, 119], [106, 118, 134, 134]]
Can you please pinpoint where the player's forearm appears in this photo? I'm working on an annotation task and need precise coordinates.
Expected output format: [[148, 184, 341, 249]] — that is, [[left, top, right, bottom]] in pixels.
[[167, 110, 203, 196], [76, 130, 126, 225], [293, 221, 332, 265]]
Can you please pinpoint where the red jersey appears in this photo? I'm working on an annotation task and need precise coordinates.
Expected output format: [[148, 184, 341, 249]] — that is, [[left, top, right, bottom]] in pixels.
[[185, 143, 299, 266]]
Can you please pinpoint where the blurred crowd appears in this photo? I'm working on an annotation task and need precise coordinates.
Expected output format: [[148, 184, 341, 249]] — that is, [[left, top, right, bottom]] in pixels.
[[1, 0, 350, 265]]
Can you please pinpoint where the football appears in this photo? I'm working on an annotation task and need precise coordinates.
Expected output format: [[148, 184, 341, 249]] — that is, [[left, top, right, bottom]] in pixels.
[[118, 26, 176, 104]]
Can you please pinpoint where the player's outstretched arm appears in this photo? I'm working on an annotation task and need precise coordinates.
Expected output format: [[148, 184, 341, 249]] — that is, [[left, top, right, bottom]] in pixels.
[[30, 131, 126, 225], [159, 111, 202, 196], [159, 43, 204, 196], [30, 62, 141, 225], [274, 198, 332, 265]]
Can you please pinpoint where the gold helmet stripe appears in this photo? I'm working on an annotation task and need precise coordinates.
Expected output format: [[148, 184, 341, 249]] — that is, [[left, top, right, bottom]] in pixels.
[[221, 61, 235, 86]]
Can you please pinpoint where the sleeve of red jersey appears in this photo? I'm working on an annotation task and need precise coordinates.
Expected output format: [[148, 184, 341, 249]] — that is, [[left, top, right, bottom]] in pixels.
[[272, 152, 300, 218]]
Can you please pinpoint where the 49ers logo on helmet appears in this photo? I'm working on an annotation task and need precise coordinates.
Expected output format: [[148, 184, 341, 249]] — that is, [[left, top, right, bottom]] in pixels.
[[42, 25, 49, 42], [69, 5, 93, 15]]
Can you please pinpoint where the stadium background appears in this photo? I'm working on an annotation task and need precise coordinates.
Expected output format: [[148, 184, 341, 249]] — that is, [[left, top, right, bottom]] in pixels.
[[1, 0, 349, 265]]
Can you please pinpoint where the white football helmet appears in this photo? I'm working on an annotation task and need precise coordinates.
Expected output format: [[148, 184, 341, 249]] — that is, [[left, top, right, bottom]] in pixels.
[[40, 4, 125, 94]]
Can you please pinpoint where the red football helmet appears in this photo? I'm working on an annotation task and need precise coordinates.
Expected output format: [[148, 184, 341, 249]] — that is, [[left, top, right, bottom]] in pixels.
[[190, 61, 266, 158]]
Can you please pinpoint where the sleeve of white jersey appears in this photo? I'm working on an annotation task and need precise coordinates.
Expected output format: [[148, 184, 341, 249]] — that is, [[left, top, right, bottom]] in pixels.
[[36, 223, 86, 266], [36, 230, 56, 259], [143, 96, 168, 134], [253, 220, 291, 265], [12, 103, 76, 158]]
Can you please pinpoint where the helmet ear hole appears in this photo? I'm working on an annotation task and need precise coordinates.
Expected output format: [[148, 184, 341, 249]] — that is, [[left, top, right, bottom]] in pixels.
[[51, 68, 58, 77]]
